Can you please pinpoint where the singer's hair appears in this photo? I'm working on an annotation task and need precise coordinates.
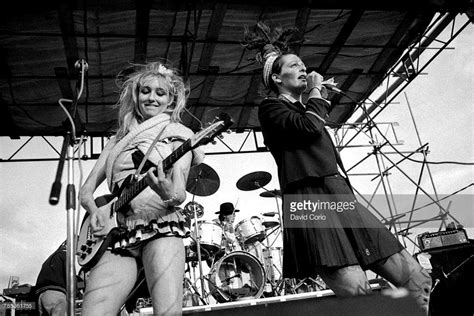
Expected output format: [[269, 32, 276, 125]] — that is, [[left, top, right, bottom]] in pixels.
[[243, 21, 302, 94], [114, 61, 189, 141]]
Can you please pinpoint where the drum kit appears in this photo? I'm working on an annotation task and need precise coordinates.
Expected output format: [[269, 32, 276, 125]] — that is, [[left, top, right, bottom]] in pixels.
[[181, 165, 288, 305], [125, 164, 326, 311]]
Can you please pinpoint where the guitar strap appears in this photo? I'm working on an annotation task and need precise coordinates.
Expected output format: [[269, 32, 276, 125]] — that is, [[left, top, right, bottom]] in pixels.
[[133, 125, 169, 179]]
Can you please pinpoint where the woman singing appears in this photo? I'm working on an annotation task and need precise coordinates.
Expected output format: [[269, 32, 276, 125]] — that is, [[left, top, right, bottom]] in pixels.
[[245, 23, 431, 313]]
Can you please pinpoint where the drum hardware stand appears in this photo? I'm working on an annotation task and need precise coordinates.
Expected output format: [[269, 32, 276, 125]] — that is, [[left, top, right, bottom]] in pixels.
[[294, 278, 311, 293], [187, 173, 209, 305], [202, 275, 231, 302], [183, 277, 207, 305], [190, 203, 209, 305], [261, 186, 285, 296], [260, 186, 283, 247], [273, 278, 294, 295]]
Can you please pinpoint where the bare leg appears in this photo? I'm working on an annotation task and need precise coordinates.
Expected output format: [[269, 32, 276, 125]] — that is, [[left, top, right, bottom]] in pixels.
[[81, 251, 138, 316], [38, 290, 67, 316], [370, 249, 431, 313], [318, 265, 372, 297], [142, 237, 185, 316]]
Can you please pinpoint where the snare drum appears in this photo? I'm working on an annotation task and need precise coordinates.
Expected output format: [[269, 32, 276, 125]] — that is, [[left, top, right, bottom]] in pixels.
[[208, 251, 266, 303], [235, 216, 265, 245], [190, 221, 223, 256]]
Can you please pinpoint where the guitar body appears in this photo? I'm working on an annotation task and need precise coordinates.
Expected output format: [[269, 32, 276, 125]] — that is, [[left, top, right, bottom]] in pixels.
[[77, 193, 123, 268]]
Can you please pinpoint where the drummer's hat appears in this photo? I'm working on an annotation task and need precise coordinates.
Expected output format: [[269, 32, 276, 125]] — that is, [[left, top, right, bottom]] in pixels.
[[215, 202, 240, 215]]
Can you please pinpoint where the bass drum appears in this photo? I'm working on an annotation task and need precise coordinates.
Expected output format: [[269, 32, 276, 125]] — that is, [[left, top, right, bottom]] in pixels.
[[207, 251, 265, 303]]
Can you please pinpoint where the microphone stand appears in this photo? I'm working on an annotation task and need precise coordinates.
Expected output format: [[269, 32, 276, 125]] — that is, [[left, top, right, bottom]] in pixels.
[[65, 139, 77, 316], [49, 59, 88, 316], [50, 132, 78, 316]]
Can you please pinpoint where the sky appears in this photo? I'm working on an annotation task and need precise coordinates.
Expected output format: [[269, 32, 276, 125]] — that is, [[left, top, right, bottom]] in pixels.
[[0, 14, 472, 291]]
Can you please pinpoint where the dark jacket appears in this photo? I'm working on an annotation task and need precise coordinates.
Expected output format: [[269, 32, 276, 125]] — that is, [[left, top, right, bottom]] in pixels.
[[258, 96, 339, 192], [35, 242, 67, 296]]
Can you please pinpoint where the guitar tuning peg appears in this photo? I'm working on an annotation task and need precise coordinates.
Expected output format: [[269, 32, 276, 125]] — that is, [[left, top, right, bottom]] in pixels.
[[211, 140, 217, 145], [226, 130, 232, 134], [217, 134, 224, 139]]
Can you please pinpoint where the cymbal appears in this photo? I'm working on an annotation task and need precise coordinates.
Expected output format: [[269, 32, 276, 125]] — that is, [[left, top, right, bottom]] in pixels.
[[259, 189, 282, 198], [262, 212, 278, 217], [186, 163, 220, 196], [236, 171, 272, 191], [262, 221, 280, 229]]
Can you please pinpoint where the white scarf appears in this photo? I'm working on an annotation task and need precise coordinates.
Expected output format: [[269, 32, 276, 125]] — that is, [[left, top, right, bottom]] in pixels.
[[105, 113, 204, 189]]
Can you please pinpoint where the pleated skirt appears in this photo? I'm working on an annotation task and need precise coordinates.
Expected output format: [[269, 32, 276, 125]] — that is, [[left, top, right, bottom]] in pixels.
[[282, 174, 404, 279]]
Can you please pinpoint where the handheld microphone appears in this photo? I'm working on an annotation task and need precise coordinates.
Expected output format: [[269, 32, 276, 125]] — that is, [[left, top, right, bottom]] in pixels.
[[323, 83, 343, 94], [321, 77, 343, 94]]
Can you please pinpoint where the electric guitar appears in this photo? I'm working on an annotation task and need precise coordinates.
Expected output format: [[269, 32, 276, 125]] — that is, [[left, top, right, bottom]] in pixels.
[[77, 113, 233, 268]]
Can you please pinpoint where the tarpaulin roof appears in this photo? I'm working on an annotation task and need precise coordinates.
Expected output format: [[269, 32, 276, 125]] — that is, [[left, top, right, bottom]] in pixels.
[[0, 0, 470, 137]]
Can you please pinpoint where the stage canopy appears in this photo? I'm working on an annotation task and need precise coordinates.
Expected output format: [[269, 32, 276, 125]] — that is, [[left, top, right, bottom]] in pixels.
[[0, 0, 471, 138]]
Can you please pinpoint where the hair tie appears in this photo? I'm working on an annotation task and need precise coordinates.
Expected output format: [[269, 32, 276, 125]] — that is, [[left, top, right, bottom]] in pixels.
[[263, 52, 280, 88], [157, 64, 173, 76]]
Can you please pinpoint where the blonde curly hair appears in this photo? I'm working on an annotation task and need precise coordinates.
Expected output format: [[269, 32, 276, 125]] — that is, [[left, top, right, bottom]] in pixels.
[[114, 61, 188, 140]]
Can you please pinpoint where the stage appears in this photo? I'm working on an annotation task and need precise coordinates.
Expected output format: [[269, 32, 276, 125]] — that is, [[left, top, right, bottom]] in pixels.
[[132, 284, 425, 316]]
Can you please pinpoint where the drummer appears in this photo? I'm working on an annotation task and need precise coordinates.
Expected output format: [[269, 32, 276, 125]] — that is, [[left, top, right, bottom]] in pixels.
[[214, 202, 242, 252]]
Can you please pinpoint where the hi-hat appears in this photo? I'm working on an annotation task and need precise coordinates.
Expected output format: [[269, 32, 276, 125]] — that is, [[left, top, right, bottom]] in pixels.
[[236, 171, 271, 191], [262, 212, 278, 217], [186, 163, 220, 196], [262, 220, 280, 229], [259, 189, 282, 198]]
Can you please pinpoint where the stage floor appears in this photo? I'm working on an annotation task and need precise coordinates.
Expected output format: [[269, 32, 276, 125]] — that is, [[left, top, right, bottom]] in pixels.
[[130, 283, 426, 316]]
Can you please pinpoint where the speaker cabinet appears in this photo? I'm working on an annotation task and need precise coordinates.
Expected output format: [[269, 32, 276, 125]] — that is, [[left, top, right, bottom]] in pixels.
[[423, 242, 474, 316]]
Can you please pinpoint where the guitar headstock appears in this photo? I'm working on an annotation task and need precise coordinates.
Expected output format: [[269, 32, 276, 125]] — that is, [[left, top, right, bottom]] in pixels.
[[189, 113, 233, 148]]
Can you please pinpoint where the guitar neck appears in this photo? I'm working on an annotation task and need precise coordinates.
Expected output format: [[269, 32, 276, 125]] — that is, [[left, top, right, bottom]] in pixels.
[[113, 139, 192, 213]]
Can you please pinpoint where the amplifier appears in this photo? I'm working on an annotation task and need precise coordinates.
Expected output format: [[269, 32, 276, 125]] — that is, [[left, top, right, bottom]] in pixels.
[[417, 229, 469, 251], [3, 285, 33, 296]]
